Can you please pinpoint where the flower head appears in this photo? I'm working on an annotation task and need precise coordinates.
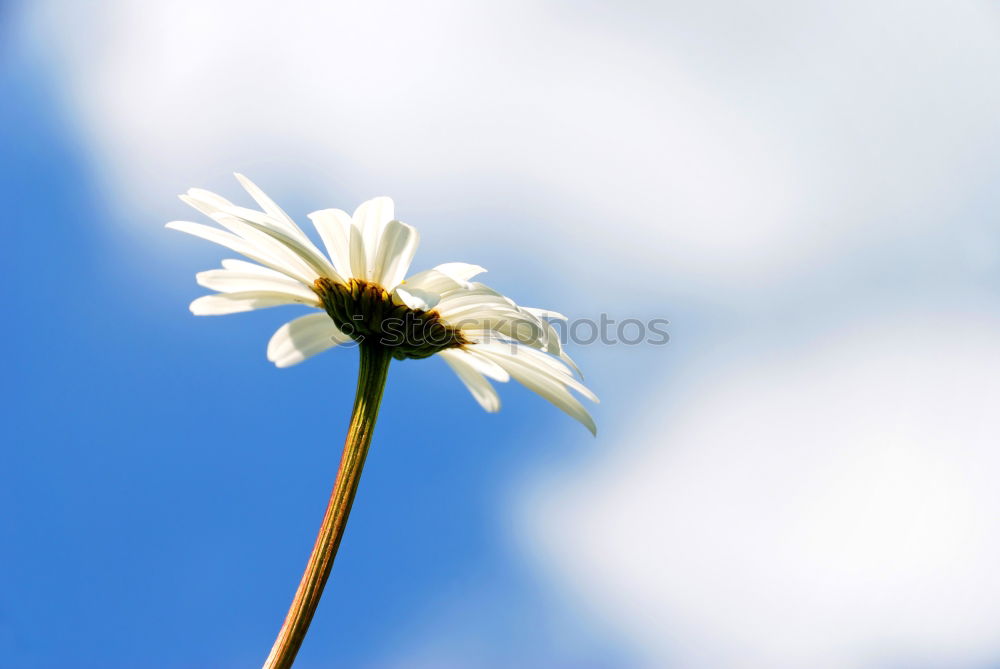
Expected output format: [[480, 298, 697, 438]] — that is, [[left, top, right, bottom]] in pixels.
[[168, 174, 597, 433]]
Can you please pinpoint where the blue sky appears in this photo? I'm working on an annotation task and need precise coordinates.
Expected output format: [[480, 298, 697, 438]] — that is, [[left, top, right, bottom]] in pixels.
[[6, 2, 1000, 668], [2, 14, 624, 668]]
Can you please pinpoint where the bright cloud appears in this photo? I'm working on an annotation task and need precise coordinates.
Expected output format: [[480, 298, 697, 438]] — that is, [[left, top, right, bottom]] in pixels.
[[523, 313, 1000, 669], [17, 0, 1000, 296]]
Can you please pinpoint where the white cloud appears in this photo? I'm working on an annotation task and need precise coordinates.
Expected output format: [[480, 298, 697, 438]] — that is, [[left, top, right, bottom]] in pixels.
[[522, 313, 1000, 669], [18, 0, 1000, 297]]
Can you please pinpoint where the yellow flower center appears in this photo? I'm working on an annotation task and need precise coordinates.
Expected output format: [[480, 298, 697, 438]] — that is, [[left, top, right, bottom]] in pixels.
[[313, 277, 467, 360]]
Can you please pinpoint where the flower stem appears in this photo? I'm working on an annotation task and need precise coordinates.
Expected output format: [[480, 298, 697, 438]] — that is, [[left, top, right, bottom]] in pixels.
[[262, 342, 393, 669]]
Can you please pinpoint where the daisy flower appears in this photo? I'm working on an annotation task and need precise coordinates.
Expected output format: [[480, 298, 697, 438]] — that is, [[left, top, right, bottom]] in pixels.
[[168, 174, 597, 433], [168, 174, 597, 668]]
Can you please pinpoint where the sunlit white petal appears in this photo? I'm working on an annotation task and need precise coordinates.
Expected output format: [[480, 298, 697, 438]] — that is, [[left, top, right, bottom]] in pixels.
[[224, 214, 343, 283], [348, 219, 368, 281], [400, 268, 466, 295], [477, 347, 597, 434], [457, 348, 511, 382], [524, 307, 568, 321], [233, 173, 310, 242], [267, 313, 352, 368], [307, 209, 354, 278], [189, 291, 318, 315], [474, 341, 598, 402], [392, 286, 440, 311], [372, 220, 419, 290], [195, 270, 320, 303], [167, 220, 313, 284], [434, 262, 487, 284], [220, 258, 289, 278], [353, 196, 395, 277], [439, 349, 501, 412]]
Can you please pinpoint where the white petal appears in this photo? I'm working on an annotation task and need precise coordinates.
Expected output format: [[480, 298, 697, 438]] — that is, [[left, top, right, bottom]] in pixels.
[[348, 220, 368, 281], [220, 259, 289, 278], [434, 262, 487, 284], [353, 196, 395, 278], [183, 187, 328, 281], [439, 349, 501, 413], [392, 286, 440, 311], [372, 220, 419, 290], [516, 316, 581, 376], [267, 312, 351, 367], [182, 191, 294, 239], [477, 347, 598, 434], [445, 298, 556, 353], [524, 307, 568, 321], [450, 328, 502, 342], [400, 268, 465, 295], [189, 291, 316, 315], [185, 188, 234, 210], [478, 342, 597, 401], [435, 291, 512, 316], [175, 198, 317, 282], [195, 270, 319, 303], [490, 311, 557, 352], [167, 220, 312, 284], [558, 350, 583, 378], [436, 284, 506, 302], [455, 348, 511, 382], [233, 173, 310, 242], [434, 288, 518, 316], [437, 304, 522, 326], [308, 209, 354, 278], [221, 213, 343, 283], [180, 192, 340, 283]]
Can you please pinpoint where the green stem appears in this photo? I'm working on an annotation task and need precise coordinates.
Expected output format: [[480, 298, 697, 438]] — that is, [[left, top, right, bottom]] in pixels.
[[262, 342, 393, 669]]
